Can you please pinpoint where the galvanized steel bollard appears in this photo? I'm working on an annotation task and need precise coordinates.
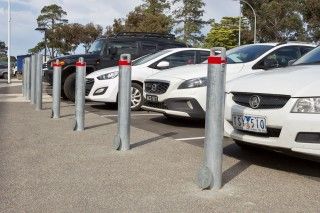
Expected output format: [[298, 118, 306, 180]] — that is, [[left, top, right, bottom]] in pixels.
[[26, 57, 31, 101], [113, 54, 132, 151], [35, 53, 43, 111], [30, 54, 37, 104], [197, 47, 227, 190], [74, 57, 86, 131], [22, 58, 27, 97], [51, 60, 62, 119]]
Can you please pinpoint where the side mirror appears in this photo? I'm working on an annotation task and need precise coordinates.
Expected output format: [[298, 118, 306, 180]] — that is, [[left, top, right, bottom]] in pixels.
[[288, 59, 296, 66], [263, 58, 278, 70], [157, 61, 170, 68]]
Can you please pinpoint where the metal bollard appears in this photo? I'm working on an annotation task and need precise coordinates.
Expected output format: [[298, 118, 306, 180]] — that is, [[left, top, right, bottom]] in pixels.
[[51, 59, 62, 119], [30, 54, 37, 104], [197, 47, 227, 190], [74, 57, 86, 131], [22, 58, 27, 97], [26, 57, 31, 101], [35, 53, 43, 111], [113, 54, 132, 151]]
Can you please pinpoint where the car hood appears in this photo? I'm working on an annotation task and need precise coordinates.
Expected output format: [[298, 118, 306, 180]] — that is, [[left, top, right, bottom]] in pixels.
[[226, 65, 320, 97], [146, 63, 245, 81], [86, 64, 145, 78], [49, 53, 99, 63]]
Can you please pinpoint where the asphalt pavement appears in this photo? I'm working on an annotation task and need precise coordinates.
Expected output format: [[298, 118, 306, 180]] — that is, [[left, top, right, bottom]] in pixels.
[[0, 78, 319, 212]]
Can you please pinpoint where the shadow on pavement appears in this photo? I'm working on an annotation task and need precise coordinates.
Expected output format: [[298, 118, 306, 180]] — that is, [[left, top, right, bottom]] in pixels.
[[85, 121, 117, 130], [150, 116, 205, 128], [131, 132, 177, 149], [223, 143, 320, 181]]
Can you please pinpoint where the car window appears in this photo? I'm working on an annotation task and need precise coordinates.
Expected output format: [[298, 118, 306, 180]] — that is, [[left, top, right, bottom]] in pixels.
[[141, 42, 157, 55], [132, 49, 172, 66], [294, 46, 320, 65], [199, 51, 210, 63], [160, 50, 197, 68], [300, 46, 314, 56], [88, 39, 105, 54], [264, 46, 300, 67], [226, 45, 274, 64], [108, 41, 138, 55]]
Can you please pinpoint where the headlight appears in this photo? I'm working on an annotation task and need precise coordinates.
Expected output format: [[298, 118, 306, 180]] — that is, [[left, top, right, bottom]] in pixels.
[[97, 71, 119, 80], [178, 77, 207, 89], [291, 98, 320, 113]]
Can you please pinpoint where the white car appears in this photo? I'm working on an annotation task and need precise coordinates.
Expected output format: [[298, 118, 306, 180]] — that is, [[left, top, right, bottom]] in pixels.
[[225, 46, 320, 156], [142, 42, 315, 118], [85, 48, 210, 110]]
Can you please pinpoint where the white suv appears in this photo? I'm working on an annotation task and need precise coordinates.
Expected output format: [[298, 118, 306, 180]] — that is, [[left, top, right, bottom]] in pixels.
[[142, 42, 315, 118], [225, 46, 320, 156], [85, 48, 210, 110]]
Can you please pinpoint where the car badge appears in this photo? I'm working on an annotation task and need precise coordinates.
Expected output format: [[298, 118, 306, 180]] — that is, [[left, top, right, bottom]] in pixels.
[[151, 84, 158, 92], [249, 95, 261, 109]]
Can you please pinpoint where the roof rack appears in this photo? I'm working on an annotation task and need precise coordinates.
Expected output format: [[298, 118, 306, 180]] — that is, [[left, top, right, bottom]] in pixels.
[[115, 32, 176, 40]]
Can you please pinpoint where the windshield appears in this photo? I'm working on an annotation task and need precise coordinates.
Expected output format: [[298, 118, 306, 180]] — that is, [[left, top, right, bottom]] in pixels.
[[132, 49, 172, 66], [88, 39, 105, 54], [293, 46, 320, 65], [226, 45, 274, 64]]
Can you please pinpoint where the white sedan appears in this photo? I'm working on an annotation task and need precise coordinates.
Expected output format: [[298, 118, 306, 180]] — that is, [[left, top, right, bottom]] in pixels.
[[225, 46, 320, 156], [142, 42, 315, 117], [85, 48, 210, 110]]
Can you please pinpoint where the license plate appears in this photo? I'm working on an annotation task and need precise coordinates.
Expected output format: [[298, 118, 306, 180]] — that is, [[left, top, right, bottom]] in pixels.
[[146, 95, 158, 102], [232, 114, 267, 133]]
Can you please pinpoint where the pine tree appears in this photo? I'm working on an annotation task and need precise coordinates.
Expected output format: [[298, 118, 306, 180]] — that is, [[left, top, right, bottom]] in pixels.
[[173, 0, 210, 46]]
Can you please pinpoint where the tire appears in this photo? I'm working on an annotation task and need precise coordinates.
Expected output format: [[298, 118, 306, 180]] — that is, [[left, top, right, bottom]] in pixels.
[[3, 73, 8, 79], [131, 83, 144, 111], [63, 73, 76, 102]]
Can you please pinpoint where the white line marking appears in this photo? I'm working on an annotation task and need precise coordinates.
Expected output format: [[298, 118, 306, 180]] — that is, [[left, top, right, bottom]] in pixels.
[[175, 136, 205, 141], [101, 113, 160, 118]]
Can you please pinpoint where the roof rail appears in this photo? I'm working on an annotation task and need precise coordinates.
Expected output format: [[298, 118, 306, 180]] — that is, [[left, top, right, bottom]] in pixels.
[[276, 41, 314, 46], [115, 32, 176, 40]]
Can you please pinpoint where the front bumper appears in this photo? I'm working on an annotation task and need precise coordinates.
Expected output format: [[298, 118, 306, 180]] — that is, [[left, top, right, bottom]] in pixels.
[[85, 77, 118, 103], [225, 93, 320, 156]]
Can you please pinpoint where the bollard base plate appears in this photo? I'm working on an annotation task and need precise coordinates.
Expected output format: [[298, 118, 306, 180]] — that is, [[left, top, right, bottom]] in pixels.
[[197, 165, 213, 190], [113, 135, 121, 150]]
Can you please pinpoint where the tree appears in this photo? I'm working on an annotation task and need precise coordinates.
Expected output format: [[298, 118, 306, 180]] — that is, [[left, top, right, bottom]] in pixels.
[[0, 41, 7, 56], [301, 0, 320, 42], [105, 0, 173, 35], [81, 23, 103, 53], [241, 0, 306, 42], [204, 17, 251, 49], [34, 4, 68, 57], [173, 0, 210, 46]]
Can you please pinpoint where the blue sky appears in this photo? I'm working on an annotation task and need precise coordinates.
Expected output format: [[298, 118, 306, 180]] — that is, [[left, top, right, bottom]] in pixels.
[[0, 0, 239, 57]]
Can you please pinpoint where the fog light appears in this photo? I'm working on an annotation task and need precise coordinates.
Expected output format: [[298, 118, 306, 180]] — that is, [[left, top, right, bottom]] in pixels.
[[295, 132, 320, 144], [93, 87, 107, 95]]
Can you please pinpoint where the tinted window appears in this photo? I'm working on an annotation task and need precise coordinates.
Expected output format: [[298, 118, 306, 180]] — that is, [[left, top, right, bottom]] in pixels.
[[108, 41, 137, 55], [227, 45, 274, 64], [199, 51, 210, 63], [132, 49, 172, 66], [294, 46, 320, 65], [141, 42, 157, 54], [161, 50, 196, 68], [88, 39, 105, 54], [265, 46, 300, 67], [300, 46, 314, 56]]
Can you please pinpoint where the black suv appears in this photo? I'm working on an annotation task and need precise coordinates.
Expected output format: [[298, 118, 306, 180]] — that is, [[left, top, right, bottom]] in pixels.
[[45, 32, 186, 101]]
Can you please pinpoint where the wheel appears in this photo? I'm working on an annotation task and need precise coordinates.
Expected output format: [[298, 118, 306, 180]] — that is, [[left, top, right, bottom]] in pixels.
[[131, 83, 144, 111], [63, 73, 76, 102], [3, 73, 8, 79]]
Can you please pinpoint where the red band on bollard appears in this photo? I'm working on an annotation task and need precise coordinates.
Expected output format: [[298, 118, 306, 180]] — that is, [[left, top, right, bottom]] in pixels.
[[208, 56, 226, 64], [76, 62, 86, 67], [53, 63, 61, 67], [118, 60, 131, 66]]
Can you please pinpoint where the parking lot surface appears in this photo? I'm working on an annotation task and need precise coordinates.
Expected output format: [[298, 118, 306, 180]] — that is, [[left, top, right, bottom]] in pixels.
[[0, 80, 319, 212]]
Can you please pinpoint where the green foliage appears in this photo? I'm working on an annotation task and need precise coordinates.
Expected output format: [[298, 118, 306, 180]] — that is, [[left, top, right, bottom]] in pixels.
[[204, 17, 251, 49], [0, 41, 7, 57], [173, 0, 210, 46], [37, 4, 67, 28], [106, 0, 173, 36], [301, 0, 320, 41]]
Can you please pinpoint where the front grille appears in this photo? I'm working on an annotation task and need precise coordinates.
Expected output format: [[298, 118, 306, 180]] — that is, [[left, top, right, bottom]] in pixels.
[[85, 78, 94, 96], [144, 101, 168, 110], [145, 81, 170, 94], [232, 92, 290, 109], [238, 128, 282, 138]]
